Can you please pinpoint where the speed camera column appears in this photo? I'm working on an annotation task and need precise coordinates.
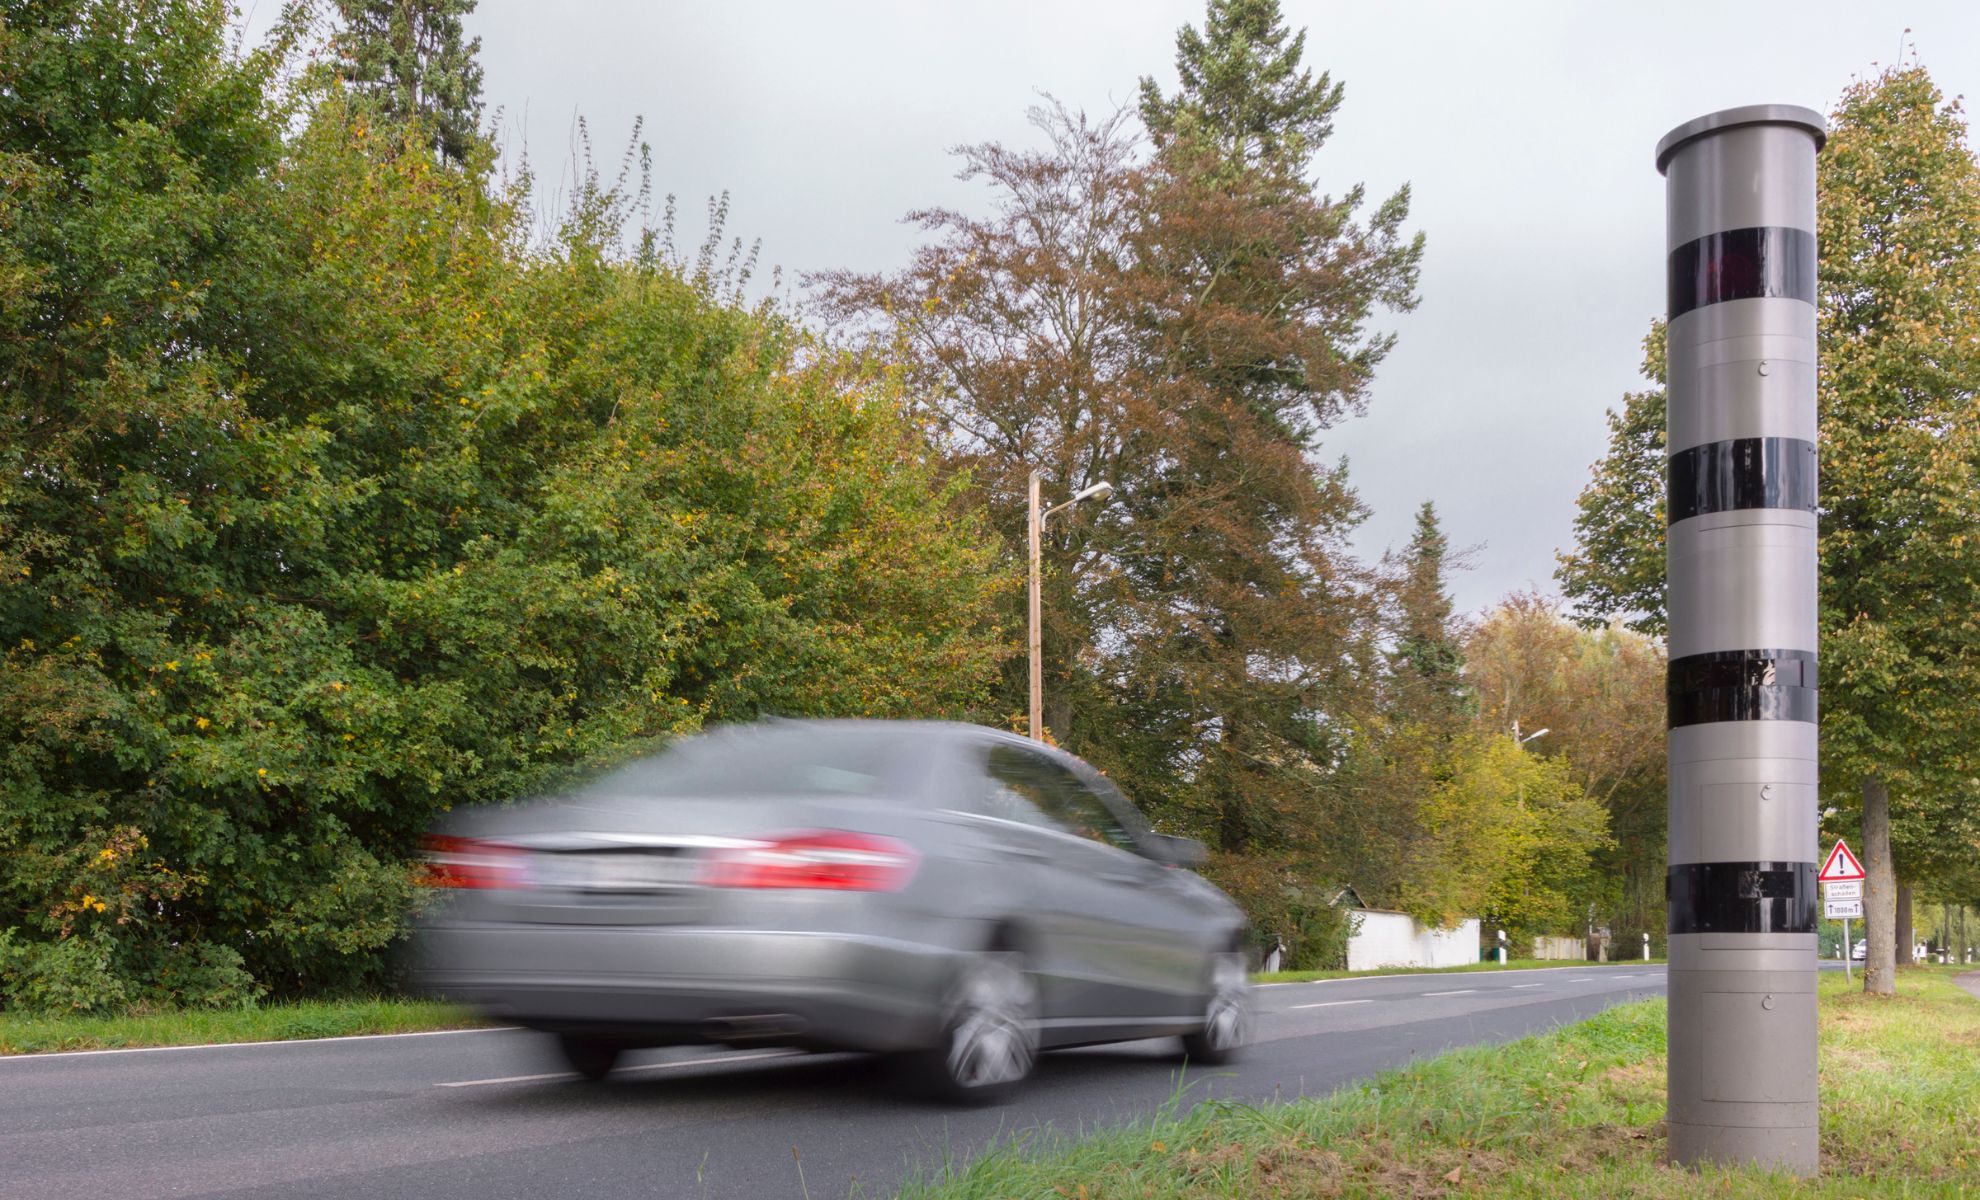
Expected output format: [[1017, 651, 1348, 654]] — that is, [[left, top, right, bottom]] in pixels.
[[1656, 104, 1827, 1175]]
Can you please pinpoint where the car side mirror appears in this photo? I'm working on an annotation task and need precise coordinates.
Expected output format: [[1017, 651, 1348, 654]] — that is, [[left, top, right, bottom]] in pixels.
[[1141, 833, 1206, 867]]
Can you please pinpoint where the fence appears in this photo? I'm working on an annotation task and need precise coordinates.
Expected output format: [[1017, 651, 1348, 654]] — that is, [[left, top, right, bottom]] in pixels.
[[1345, 910, 1481, 971], [1530, 936, 1587, 960]]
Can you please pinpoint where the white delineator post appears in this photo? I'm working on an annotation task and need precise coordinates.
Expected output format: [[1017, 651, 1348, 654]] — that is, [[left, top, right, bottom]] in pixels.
[[1658, 105, 1826, 1175]]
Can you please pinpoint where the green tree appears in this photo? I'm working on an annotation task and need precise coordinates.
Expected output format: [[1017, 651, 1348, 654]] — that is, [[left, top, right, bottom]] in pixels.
[[1464, 594, 1667, 949], [1386, 501, 1470, 731], [1341, 502, 1469, 913], [1556, 325, 1667, 637], [1818, 68, 1980, 991], [1116, 0, 1422, 855], [0, 1, 1006, 1008], [1400, 735, 1611, 938], [817, 0, 1423, 943], [1555, 66, 1980, 994], [332, 0, 484, 166], [1138, 0, 1341, 173]]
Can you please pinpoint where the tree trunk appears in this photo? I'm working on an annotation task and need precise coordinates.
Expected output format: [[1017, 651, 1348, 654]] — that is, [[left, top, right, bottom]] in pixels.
[[1896, 883, 1914, 966], [1861, 776, 1897, 995]]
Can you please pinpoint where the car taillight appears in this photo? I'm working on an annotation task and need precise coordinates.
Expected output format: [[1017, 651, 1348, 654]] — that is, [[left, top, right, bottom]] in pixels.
[[701, 831, 919, 892], [421, 834, 528, 890]]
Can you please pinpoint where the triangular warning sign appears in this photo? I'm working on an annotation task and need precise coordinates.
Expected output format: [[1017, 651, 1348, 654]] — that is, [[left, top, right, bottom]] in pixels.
[[1819, 839, 1866, 883]]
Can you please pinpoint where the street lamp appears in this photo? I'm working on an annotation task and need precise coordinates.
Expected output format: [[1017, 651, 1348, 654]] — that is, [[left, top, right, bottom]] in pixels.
[[1511, 720, 1550, 747], [1028, 471, 1113, 743]]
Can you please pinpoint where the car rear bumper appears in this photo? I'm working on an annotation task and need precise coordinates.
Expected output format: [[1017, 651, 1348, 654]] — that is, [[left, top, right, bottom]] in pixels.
[[413, 923, 959, 1052]]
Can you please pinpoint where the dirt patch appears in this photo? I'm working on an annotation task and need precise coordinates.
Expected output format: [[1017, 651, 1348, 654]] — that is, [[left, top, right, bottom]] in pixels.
[[1186, 1133, 1526, 1199], [1597, 1059, 1663, 1096], [1821, 1046, 1893, 1074], [1339, 1145, 1517, 1199]]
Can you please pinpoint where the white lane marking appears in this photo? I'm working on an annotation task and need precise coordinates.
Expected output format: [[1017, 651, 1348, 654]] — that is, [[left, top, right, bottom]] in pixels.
[[1254, 964, 1662, 989], [1289, 999, 1373, 1010], [0, 1025, 518, 1062], [1510, 984, 1545, 989], [438, 1049, 799, 1089], [438, 1068, 575, 1088], [1610, 974, 1636, 978], [1423, 989, 1477, 997]]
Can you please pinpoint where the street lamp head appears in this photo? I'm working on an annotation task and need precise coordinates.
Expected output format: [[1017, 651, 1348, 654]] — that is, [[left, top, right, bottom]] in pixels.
[[1517, 727, 1551, 746], [1074, 481, 1114, 504]]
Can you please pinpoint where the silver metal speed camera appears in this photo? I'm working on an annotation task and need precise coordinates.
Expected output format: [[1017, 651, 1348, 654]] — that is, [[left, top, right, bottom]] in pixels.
[[1657, 104, 1826, 1174]]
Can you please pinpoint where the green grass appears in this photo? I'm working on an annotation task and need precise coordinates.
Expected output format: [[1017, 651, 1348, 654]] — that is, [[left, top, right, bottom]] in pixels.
[[903, 964, 1980, 1198], [1255, 957, 1663, 984], [0, 995, 489, 1055]]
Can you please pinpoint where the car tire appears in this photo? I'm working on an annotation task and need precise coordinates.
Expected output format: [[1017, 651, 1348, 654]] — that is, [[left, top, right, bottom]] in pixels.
[[903, 950, 1039, 1104], [556, 1034, 625, 1081], [1179, 950, 1249, 1066]]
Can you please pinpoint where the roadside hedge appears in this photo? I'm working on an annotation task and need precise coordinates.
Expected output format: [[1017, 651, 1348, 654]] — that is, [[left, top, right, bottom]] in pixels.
[[0, 1, 1006, 1009]]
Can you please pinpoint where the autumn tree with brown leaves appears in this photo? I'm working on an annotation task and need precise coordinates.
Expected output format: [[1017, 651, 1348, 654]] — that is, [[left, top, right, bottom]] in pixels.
[[1465, 594, 1666, 946], [815, 1, 1421, 953]]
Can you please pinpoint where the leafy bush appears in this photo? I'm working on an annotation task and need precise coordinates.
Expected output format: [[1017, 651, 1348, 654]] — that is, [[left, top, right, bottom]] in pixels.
[[1202, 853, 1357, 970], [0, 2, 1006, 1007], [0, 929, 128, 1014]]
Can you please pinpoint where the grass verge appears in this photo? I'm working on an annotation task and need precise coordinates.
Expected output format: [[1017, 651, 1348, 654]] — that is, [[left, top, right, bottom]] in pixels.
[[903, 964, 1980, 1198], [0, 995, 489, 1055], [1254, 958, 1663, 984]]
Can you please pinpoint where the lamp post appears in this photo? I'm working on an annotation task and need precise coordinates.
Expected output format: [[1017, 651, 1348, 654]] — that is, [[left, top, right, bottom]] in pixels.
[[1028, 470, 1113, 743]]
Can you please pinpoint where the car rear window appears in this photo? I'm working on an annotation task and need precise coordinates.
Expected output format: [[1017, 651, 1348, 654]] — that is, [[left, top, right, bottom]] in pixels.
[[593, 725, 925, 799]]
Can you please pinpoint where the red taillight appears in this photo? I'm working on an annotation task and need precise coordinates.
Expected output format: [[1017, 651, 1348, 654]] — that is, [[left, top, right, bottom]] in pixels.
[[421, 834, 528, 890], [701, 831, 919, 892]]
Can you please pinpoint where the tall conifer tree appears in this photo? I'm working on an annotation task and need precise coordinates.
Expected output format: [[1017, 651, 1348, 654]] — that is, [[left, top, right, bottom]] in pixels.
[[1389, 502, 1469, 731], [1124, 0, 1422, 851], [332, 0, 485, 166]]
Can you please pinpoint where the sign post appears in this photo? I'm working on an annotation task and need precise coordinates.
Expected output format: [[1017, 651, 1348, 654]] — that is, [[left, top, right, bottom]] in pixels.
[[1658, 105, 1827, 1175], [1819, 840, 1868, 984]]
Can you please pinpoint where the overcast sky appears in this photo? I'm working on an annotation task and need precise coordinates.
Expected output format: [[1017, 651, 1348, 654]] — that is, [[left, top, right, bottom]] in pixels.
[[240, 1, 1980, 618]]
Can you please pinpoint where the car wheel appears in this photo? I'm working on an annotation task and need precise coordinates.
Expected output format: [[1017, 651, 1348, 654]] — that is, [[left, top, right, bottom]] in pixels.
[[556, 1034, 625, 1081], [906, 950, 1039, 1103], [1180, 950, 1249, 1066]]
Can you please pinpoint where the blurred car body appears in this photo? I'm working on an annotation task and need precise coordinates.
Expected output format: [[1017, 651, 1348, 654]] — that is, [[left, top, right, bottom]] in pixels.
[[412, 719, 1249, 1098]]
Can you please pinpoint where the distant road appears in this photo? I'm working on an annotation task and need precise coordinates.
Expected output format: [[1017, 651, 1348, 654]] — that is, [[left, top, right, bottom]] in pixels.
[[2, 964, 1670, 1199]]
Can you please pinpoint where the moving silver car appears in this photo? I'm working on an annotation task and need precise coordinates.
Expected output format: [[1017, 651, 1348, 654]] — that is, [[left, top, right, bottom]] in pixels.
[[413, 719, 1250, 1100]]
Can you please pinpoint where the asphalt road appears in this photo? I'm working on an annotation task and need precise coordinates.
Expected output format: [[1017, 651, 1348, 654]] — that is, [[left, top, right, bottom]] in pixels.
[[1, 964, 1671, 1200]]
